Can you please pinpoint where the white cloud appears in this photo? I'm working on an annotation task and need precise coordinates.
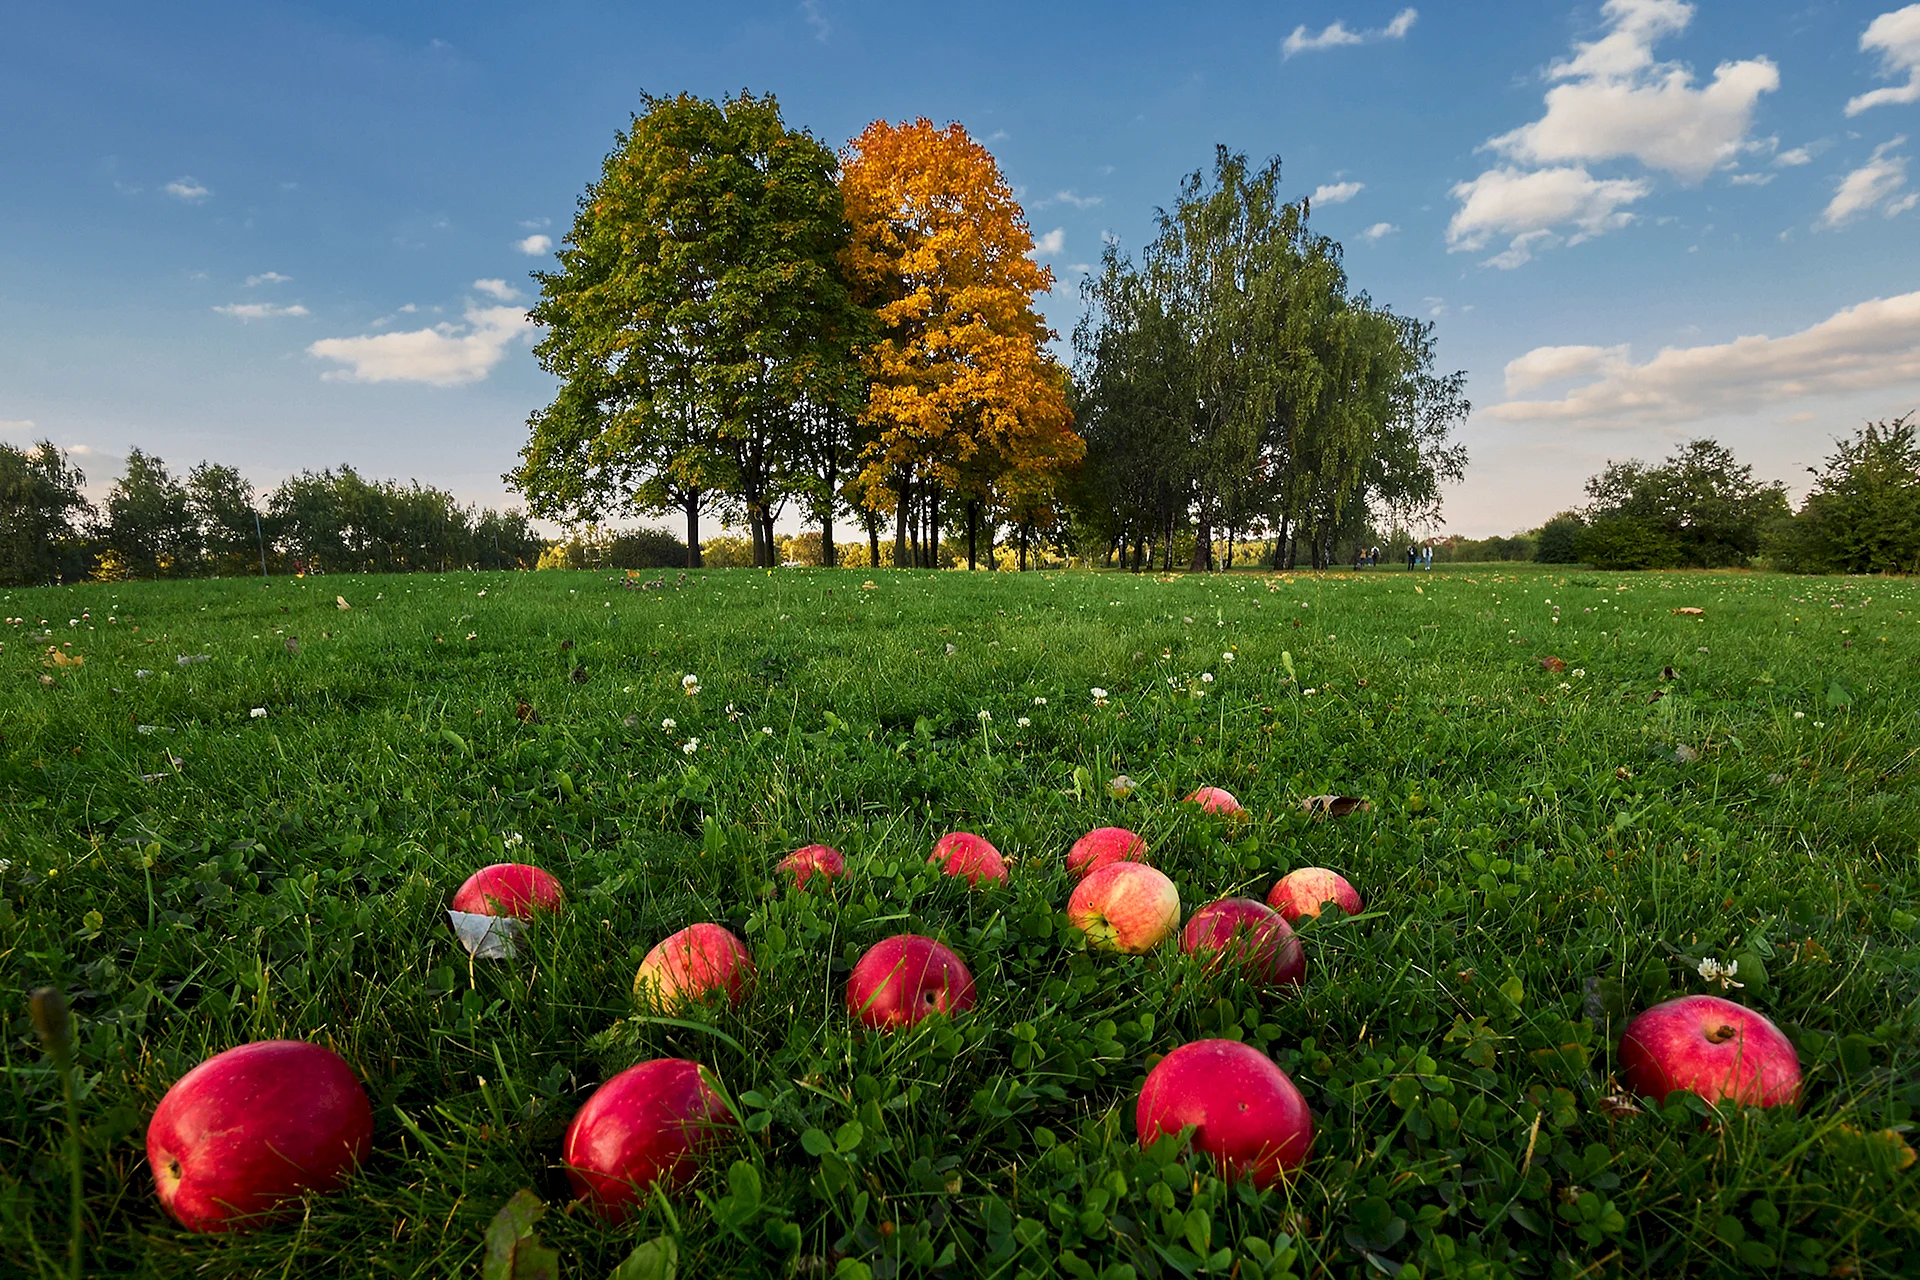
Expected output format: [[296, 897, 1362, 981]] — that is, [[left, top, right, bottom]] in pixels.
[[1282, 7, 1417, 58], [1030, 227, 1066, 256], [164, 177, 210, 203], [1487, 0, 1778, 184], [1820, 137, 1916, 227], [1774, 146, 1815, 167], [1, 418, 36, 434], [472, 278, 522, 301], [1360, 221, 1399, 241], [244, 272, 291, 287], [1848, 5, 1920, 116], [515, 234, 553, 256], [1728, 171, 1775, 185], [213, 302, 311, 320], [1490, 290, 1920, 426], [801, 0, 829, 42], [307, 306, 533, 386], [518, 217, 550, 230], [1446, 166, 1651, 266], [1310, 181, 1364, 204], [1043, 190, 1103, 209]]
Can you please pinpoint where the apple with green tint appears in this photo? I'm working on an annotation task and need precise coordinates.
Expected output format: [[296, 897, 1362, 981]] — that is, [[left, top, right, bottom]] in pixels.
[[634, 923, 752, 1011], [1067, 826, 1147, 880], [778, 843, 845, 889], [1182, 897, 1304, 988], [564, 1058, 735, 1220], [1266, 867, 1362, 922], [1618, 995, 1801, 1108], [147, 1040, 373, 1233], [846, 934, 976, 1029], [1185, 786, 1244, 816], [1136, 1039, 1313, 1187], [1069, 862, 1180, 953], [929, 831, 1008, 886], [451, 863, 563, 919]]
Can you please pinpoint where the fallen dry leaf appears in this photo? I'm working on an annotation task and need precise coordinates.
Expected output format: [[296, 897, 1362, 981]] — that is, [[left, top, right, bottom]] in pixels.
[[569, 666, 588, 684], [1301, 794, 1373, 819], [1673, 607, 1704, 616], [1540, 656, 1568, 674], [283, 637, 300, 655], [1661, 666, 1678, 681], [514, 700, 541, 724], [1597, 1094, 1644, 1118], [336, 595, 351, 610]]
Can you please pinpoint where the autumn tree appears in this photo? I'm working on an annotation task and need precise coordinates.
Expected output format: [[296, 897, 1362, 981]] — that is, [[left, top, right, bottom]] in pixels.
[[840, 118, 1081, 570], [512, 91, 866, 567]]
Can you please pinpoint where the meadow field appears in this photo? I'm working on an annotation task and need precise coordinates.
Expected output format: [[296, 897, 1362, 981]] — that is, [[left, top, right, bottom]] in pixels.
[[2, 564, 1917, 1279]]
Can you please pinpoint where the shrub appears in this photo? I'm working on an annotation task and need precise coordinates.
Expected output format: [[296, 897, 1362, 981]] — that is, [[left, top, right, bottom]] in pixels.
[[1574, 517, 1681, 570], [1534, 513, 1586, 563]]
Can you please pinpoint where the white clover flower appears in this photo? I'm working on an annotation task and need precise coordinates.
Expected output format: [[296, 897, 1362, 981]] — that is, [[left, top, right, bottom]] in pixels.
[[1303, 687, 1317, 696], [1016, 716, 1031, 728], [945, 643, 957, 656], [1091, 687, 1109, 707], [504, 831, 525, 847], [1109, 774, 1137, 799], [465, 631, 477, 640], [662, 718, 677, 732], [477, 590, 487, 597], [725, 702, 741, 722], [978, 710, 992, 723], [250, 707, 267, 719], [1572, 668, 1586, 678], [1794, 711, 1806, 719], [682, 738, 700, 755], [761, 726, 774, 736], [1558, 682, 1572, 691], [1697, 957, 1743, 990], [1201, 672, 1214, 683], [1222, 651, 1234, 663], [1032, 696, 1047, 706], [682, 674, 700, 695]]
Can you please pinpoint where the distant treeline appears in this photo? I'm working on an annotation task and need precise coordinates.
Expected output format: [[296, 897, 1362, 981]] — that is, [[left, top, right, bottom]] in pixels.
[[0, 444, 542, 585]]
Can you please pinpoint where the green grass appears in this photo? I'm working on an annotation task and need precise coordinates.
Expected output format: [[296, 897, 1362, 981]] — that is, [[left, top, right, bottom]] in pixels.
[[3, 564, 1918, 1279]]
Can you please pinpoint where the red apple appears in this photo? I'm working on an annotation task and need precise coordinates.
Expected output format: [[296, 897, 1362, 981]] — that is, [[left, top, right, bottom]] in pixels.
[[1182, 897, 1305, 988], [563, 1058, 734, 1220], [146, 1039, 373, 1233], [778, 844, 846, 889], [846, 934, 977, 1029], [634, 924, 752, 1011], [1186, 786, 1244, 816], [1618, 995, 1801, 1108], [1266, 867, 1362, 922], [929, 831, 1008, 886], [1136, 1039, 1313, 1187], [1067, 827, 1147, 880], [451, 863, 563, 919], [1069, 862, 1181, 953]]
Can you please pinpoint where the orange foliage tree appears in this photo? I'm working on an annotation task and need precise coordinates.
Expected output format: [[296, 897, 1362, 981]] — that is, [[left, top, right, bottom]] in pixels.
[[839, 119, 1081, 569]]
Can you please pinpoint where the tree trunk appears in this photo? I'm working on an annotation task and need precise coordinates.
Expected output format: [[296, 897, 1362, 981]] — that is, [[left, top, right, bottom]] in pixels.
[[1190, 506, 1210, 572], [1271, 515, 1287, 570], [821, 460, 837, 568], [1018, 524, 1029, 572], [685, 491, 703, 568], [967, 500, 979, 571], [930, 489, 941, 569], [868, 512, 881, 569], [1225, 526, 1236, 571], [894, 473, 910, 570], [982, 514, 995, 571], [761, 509, 777, 566]]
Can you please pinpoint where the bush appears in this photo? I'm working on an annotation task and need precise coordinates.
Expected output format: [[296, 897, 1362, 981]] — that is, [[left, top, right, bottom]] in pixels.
[[1573, 517, 1681, 570], [604, 528, 689, 569], [1534, 513, 1586, 564], [701, 536, 756, 568]]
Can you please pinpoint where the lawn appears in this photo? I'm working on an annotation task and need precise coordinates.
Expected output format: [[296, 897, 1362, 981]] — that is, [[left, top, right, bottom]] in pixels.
[[3, 564, 1917, 1279]]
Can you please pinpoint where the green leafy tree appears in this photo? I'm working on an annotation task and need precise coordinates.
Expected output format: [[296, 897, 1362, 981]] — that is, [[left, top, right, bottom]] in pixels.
[[1534, 512, 1587, 563], [100, 449, 197, 578], [1789, 415, 1920, 574], [0, 440, 94, 585], [513, 90, 866, 568], [186, 462, 262, 576], [1578, 439, 1788, 569]]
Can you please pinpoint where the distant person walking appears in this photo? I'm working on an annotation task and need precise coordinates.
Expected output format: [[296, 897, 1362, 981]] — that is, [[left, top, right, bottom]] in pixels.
[[1407, 544, 1417, 571]]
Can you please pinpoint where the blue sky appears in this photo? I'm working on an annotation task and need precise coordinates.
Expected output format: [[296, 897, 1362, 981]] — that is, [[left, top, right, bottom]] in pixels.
[[3, 1, 1918, 536]]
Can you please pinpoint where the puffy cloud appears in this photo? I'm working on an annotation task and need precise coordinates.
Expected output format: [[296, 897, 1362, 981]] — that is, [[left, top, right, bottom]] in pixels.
[[1038, 190, 1102, 209], [1487, 0, 1778, 183], [1820, 138, 1917, 227], [0, 418, 37, 433], [1490, 290, 1920, 426], [244, 272, 291, 287], [1282, 8, 1416, 58], [1446, 166, 1651, 267], [472, 277, 522, 301], [1774, 146, 1815, 166], [1310, 181, 1364, 204], [307, 306, 533, 386], [1030, 227, 1066, 256], [213, 303, 311, 320], [1847, 5, 1920, 116], [1359, 221, 1399, 241], [516, 234, 553, 255], [164, 177, 210, 202]]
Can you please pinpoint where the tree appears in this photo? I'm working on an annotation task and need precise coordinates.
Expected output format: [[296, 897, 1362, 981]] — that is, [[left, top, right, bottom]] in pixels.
[[0, 441, 93, 586], [1577, 439, 1788, 569], [1788, 414, 1920, 574], [512, 90, 866, 568], [1534, 512, 1587, 563], [840, 118, 1081, 571], [187, 462, 262, 576], [99, 449, 198, 578]]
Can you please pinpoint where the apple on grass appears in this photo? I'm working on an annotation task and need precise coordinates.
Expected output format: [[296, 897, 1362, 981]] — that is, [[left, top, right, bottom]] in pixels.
[[147, 1040, 373, 1233], [1069, 862, 1180, 953], [1136, 1039, 1313, 1186], [1185, 786, 1244, 816], [1266, 867, 1362, 922], [450, 863, 564, 919], [778, 844, 845, 889], [1067, 827, 1147, 880], [634, 924, 753, 1011], [846, 934, 976, 1029], [929, 831, 1008, 886], [1618, 995, 1801, 1108], [564, 1058, 735, 1221], [1182, 897, 1304, 988]]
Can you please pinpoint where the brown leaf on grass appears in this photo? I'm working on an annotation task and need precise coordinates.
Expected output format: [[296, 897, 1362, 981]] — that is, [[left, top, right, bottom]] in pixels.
[[1302, 794, 1372, 818], [559, 639, 575, 651], [569, 666, 588, 684], [1672, 607, 1704, 616], [335, 595, 351, 610], [1540, 656, 1567, 674], [1597, 1094, 1644, 1118], [283, 637, 300, 655], [514, 700, 542, 724], [1647, 690, 1665, 703], [1660, 666, 1678, 681]]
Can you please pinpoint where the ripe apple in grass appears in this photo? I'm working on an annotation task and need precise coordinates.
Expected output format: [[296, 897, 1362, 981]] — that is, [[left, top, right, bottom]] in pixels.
[[1618, 995, 1801, 1108], [1185, 786, 1244, 816], [929, 831, 1008, 886], [147, 1040, 373, 1233], [634, 924, 753, 1011], [451, 863, 564, 919], [1136, 1039, 1313, 1187], [1069, 862, 1181, 953], [564, 1058, 735, 1220], [1182, 897, 1305, 988], [778, 843, 846, 889], [1267, 867, 1362, 922], [846, 934, 977, 1029], [1067, 827, 1147, 880]]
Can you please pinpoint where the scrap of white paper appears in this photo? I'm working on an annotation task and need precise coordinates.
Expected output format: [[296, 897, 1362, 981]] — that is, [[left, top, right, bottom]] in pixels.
[[447, 909, 525, 960]]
